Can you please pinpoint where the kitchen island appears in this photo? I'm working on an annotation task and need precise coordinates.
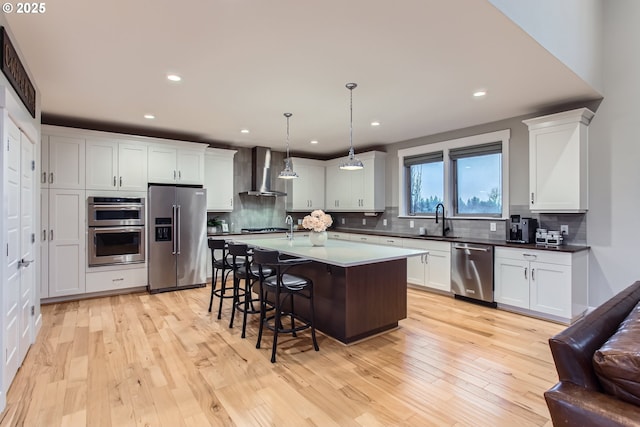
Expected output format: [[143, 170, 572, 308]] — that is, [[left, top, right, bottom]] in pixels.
[[233, 237, 427, 344]]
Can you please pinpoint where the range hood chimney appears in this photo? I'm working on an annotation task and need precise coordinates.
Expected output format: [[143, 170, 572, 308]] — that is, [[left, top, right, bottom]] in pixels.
[[240, 146, 287, 197]]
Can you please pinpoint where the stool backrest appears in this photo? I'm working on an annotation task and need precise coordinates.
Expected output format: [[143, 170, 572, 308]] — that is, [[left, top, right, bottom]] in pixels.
[[208, 239, 226, 250], [252, 249, 279, 266], [227, 243, 249, 257]]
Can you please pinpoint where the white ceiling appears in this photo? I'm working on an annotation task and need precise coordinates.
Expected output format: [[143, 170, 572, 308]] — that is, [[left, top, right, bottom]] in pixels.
[[6, 0, 601, 156]]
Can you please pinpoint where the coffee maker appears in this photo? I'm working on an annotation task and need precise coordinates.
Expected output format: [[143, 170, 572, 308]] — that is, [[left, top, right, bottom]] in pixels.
[[507, 215, 538, 243]]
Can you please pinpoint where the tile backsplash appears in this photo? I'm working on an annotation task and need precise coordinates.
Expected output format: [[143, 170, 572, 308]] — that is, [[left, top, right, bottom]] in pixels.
[[285, 205, 587, 245]]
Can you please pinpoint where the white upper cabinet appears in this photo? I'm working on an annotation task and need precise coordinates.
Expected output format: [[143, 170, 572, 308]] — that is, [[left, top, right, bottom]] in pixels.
[[325, 151, 386, 212], [86, 139, 148, 191], [523, 108, 594, 213], [285, 158, 325, 211], [204, 148, 237, 211], [42, 134, 85, 189], [148, 143, 205, 185]]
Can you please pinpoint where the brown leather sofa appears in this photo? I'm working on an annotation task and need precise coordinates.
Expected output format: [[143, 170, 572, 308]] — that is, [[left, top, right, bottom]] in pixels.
[[545, 281, 640, 427]]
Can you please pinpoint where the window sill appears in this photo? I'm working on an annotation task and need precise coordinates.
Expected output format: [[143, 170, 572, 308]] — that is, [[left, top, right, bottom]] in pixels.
[[398, 215, 507, 221]]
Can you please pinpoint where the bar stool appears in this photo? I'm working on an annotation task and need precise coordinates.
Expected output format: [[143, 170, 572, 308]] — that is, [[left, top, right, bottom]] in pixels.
[[228, 243, 274, 338], [208, 239, 238, 318], [253, 249, 319, 363]]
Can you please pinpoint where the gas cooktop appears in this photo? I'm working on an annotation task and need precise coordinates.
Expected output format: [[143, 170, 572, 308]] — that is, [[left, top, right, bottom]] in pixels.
[[240, 227, 289, 234]]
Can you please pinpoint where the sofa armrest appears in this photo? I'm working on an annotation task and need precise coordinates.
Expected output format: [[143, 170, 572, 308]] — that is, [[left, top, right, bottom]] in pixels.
[[545, 382, 640, 427]]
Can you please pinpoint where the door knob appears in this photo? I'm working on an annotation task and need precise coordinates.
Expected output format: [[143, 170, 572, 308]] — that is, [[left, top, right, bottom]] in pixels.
[[18, 259, 34, 268]]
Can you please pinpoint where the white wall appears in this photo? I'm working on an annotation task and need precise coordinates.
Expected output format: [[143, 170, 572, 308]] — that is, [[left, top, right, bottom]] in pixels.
[[489, 0, 604, 95], [586, 0, 640, 305]]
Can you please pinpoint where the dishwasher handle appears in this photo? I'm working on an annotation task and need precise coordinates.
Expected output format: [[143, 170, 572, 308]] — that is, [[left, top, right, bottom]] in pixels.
[[453, 244, 490, 252]]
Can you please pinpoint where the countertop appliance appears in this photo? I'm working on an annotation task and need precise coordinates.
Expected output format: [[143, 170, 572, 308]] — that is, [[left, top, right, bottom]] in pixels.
[[451, 243, 496, 307], [87, 196, 145, 267], [507, 215, 538, 243], [240, 227, 289, 234], [536, 229, 564, 247], [148, 185, 207, 293]]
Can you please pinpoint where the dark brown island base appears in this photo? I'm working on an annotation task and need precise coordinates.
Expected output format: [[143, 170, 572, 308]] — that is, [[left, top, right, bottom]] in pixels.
[[233, 237, 427, 344]]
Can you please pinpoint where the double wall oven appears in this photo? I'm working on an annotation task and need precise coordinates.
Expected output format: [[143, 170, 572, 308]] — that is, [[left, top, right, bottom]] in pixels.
[[88, 197, 145, 267]]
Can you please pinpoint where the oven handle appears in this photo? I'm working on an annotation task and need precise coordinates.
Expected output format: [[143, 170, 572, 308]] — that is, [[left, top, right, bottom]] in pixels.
[[172, 205, 177, 255], [91, 226, 144, 233], [90, 204, 144, 210]]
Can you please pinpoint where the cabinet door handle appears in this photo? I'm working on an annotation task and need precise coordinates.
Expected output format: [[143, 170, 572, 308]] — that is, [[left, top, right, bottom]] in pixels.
[[178, 170, 182, 179], [42, 229, 47, 241], [42, 172, 47, 184], [49, 172, 54, 184], [524, 267, 527, 280], [113, 176, 117, 187], [531, 268, 535, 281], [119, 176, 123, 187], [531, 192, 535, 204], [50, 230, 54, 241], [173, 170, 177, 180]]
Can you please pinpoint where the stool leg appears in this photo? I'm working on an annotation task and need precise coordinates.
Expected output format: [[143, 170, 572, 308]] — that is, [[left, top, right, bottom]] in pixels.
[[309, 285, 319, 351], [290, 294, 297, 337], [229, 273, 239, 328], [216, 266, 227, 319], [271, 291, 280, 363], [256, 286, 266, 349], [208, 265, 218, 313], [241, 275, 251, 339]]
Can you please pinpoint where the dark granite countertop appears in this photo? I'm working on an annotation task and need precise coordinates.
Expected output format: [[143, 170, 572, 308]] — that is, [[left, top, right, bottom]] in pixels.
[[329, 228, 590, 253], [208, 228, 589, 253]]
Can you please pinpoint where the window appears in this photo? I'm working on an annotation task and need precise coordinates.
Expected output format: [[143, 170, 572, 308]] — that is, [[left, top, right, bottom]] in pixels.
[[397, 129, 510, 219], [451, 143, 502, 216], [405, 152, 443, 214]]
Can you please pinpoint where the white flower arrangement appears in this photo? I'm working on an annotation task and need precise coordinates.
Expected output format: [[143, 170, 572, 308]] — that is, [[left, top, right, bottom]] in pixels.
[[302, 209, 333, 232]]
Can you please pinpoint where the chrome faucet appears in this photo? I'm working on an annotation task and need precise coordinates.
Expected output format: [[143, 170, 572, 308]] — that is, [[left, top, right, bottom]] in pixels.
[[435, 203, 450, 237], [285, 215, 294, 240]]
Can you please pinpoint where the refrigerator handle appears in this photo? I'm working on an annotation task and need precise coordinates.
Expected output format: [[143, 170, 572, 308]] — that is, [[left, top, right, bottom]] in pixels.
[[176, 205, 181, 255], [172, 205, 177, 255]]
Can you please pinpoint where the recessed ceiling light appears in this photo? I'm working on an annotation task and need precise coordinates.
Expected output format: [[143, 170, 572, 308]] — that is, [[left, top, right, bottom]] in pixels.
[[240, 129, 250, 134], [310, 140, 319, 144], [473, 90, 487, 97], [371, 121, 381, 126], [167, 74, 182, 82], [144, 114, 155, 120]]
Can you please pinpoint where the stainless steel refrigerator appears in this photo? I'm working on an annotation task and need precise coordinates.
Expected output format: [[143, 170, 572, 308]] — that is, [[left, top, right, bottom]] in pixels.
[[148, 185, 207, 293]]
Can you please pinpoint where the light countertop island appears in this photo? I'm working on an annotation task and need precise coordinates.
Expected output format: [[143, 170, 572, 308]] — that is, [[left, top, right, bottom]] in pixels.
[[233, 236, 428, 344], [232, 237, 427, 267]]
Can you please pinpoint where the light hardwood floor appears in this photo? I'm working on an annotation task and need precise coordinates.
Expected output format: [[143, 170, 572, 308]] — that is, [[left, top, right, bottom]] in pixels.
[[0, 283, 564, 427]]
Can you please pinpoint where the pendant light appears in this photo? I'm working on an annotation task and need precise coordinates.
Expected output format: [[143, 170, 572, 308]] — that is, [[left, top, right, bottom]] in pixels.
[[278, 112, 299, 179], [339, 82, 364, 170]]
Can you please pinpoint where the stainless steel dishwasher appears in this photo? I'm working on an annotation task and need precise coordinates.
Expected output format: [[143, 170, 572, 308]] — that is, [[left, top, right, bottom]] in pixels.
[[451, 243, 496, 307]]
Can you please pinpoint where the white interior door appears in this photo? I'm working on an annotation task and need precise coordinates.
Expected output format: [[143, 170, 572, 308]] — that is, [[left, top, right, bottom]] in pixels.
[[4, 120, 21, 388], [19, 131, 34, 361], [3, 120, 36, 392]]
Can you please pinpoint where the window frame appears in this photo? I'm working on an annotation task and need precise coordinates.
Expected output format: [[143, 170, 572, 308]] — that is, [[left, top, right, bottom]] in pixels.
[[397, 129, 510, 219]]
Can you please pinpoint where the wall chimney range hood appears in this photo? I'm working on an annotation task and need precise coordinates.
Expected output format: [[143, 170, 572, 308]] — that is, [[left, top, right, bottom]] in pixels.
[[240, 146, 287, 196]]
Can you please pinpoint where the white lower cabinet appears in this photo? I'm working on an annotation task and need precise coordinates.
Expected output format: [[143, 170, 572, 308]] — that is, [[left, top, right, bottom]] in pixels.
[[46, 189, 86, 298], [494, 247, 588, 323], [85, 267, 147, 294], [403, 239, 451, 292]]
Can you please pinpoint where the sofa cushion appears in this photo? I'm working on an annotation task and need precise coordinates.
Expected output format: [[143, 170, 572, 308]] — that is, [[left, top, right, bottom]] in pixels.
[[593, 301, 640, 406]]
